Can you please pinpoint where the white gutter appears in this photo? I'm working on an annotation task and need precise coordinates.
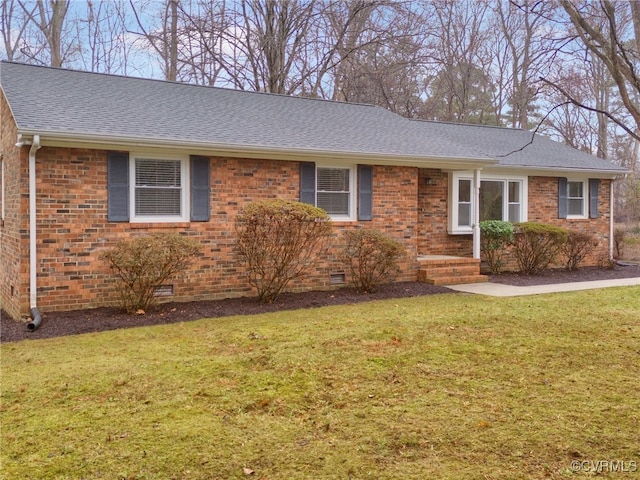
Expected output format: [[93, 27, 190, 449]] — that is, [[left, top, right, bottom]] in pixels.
[[28, 134, 43, 329], [18, 129, 498, 170], [610, 179, 615, 260]]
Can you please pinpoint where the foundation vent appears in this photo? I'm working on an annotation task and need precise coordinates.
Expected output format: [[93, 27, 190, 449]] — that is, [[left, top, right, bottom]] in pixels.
[[329, 272, 346, 285], [154, 285, 174, 297]]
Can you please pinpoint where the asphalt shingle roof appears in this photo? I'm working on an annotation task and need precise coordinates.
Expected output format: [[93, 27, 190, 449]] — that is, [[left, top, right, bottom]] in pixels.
[[0, 61, 627, 173], [413, 119, 626, 173]]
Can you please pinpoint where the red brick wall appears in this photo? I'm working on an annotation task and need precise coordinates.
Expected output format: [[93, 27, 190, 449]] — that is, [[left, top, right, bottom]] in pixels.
[[526, 176, 611, 266], [417, 169, 473, 256], [7, 146, 420, 316], [0, 92, 28, 320], [416, 170, 612, 269]]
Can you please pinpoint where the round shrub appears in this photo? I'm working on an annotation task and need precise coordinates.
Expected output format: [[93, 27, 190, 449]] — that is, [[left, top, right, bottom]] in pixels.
[[235, 199, 333, 303], [512, 222, 568, 275], [340, 229, 406, 293], [479, 220, 514, 274]]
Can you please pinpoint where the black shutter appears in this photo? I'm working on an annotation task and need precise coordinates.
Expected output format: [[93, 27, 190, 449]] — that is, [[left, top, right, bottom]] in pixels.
[[558, 177, 568, 219], [190, 155, 211, 221], [589, 178, 600, 219], [358, 165, 373, 221], [300, 162, 316, 205], [107, 152, 129, 222]]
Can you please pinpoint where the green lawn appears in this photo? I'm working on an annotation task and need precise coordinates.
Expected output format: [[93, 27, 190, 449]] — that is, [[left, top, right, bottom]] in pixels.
[[2, 287, 639, 479]]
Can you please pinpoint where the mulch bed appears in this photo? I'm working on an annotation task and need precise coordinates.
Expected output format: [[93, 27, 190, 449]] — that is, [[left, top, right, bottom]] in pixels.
[[2, 264, 639, 344]]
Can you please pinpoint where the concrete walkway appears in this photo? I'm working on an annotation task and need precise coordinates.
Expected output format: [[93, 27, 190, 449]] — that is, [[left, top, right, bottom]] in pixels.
[[447, 277, 640, 297]]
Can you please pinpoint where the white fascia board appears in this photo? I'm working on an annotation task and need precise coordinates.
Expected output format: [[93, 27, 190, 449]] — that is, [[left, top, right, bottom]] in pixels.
[[21, 129, 498, 169], [483, 164, 628, 179]]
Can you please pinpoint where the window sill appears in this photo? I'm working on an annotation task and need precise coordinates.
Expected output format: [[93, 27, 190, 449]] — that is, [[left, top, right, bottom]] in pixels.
[[130, 222, 191, 229], [448, 228, 474, 235]]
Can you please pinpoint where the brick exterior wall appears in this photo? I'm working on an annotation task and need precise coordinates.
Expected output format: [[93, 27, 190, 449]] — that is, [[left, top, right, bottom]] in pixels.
[[417, 168, 473, 256], [416, 169, 612, 268], [0, 92, 27, 320], [0, 95, 614, 319], [526, 176, 611, 266], [1, 140, 420, 318]]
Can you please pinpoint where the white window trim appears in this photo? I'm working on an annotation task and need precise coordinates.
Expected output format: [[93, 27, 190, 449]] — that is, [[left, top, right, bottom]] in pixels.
[[316, 164, 356, 222], [449, 172, 528, 234], [566, 179, 588, 219], [130, 153, 190, 223]]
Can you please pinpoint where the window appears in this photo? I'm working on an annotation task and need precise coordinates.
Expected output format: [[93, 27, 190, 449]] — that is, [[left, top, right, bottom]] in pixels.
[[107, 152, 211, 223], [300, 163, 366, 221], [449, 172, 527, 234], [559, 178, 599, 220], [567, 180, 586, 217], [479, 180, 522, 223], [458, 179, 472, 227], [132, 157, 187, 221], [317, 167, 351, 216], [134, 158, 183, 217]]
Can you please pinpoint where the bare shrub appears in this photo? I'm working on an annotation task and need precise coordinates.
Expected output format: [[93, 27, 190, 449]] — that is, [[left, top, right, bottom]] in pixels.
[[614, 228, 626, 259], [512, 222, 568, 275], [235, 200, 333, 303], [562, 230, 598, 271], [102, 233, 201, 313], [340, 229, 406, 293]]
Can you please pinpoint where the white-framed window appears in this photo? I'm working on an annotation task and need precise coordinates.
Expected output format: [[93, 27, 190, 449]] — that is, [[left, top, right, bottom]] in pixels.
[[316, 165, 356, 221], [130, 154, 189, 222], [566, 180, 587, 218], [449, 172, 528, 234]]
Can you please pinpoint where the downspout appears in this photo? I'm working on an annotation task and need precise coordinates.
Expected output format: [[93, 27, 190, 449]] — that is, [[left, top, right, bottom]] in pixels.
[[472, 168, 482, 259], [610, 178, 614, 260], [27, 135, 42, 331]]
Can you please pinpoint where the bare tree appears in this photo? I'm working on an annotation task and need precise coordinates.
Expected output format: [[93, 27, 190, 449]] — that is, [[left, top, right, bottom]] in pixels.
[[15, 0, 72, 67], [494, 1, 561, 129], [553, 0, 640, 143], [75, 0, 132, 74], [130, 0, 181, 80], [1, 0, 32, 61], [423, 0, 495, 124]]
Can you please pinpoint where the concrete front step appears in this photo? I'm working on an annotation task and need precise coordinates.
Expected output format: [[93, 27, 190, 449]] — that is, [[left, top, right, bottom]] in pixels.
[[422, 274, 489, 286], [417, 255, 488, 286], [420, 266, 481, 278]]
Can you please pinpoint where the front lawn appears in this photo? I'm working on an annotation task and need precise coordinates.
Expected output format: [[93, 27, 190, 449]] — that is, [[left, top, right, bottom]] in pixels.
[[1, 287, 639, 479]]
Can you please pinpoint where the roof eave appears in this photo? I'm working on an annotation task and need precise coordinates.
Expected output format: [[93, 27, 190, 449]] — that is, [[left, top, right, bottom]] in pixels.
[[19, 129, 498, 169], [486, 163, 629, 179]]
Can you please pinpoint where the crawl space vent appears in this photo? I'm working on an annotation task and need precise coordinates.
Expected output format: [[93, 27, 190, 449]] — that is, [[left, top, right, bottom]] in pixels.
[[329, 272, 346, 285], [154, 285, 174, 297]]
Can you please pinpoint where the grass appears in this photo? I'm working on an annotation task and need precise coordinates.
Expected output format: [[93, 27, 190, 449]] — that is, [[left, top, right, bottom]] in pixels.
[[1, 287, 639, 479]]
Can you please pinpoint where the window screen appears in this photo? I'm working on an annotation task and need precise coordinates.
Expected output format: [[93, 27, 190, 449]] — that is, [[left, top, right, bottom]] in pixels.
[[135, 158, 182, 216], [317, 167, 350, 215]]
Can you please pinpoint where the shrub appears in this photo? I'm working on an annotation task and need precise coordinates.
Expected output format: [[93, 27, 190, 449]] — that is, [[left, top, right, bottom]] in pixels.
[[235, 199, 333, 303], [511, 222, 568, 275], [614, 228, 626, 258], [340, 229, 406, 293], [102, 233, 201, 313], [562, 230, 598, 271], [479, 220, 514, 274]]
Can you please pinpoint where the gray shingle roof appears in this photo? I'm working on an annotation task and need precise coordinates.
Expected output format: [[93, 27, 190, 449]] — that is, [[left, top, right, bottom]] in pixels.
[[412, 119, 626, 173], [0, 61, 627, 174]]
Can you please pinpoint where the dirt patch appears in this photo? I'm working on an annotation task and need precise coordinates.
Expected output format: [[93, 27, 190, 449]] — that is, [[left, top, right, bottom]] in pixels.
[[489, 264, 640, 286], [2, 264, 639, 344]]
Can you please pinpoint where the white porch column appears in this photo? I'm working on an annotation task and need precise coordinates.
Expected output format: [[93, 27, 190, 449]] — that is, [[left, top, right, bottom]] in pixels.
[[472, 168, 481, 259]]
